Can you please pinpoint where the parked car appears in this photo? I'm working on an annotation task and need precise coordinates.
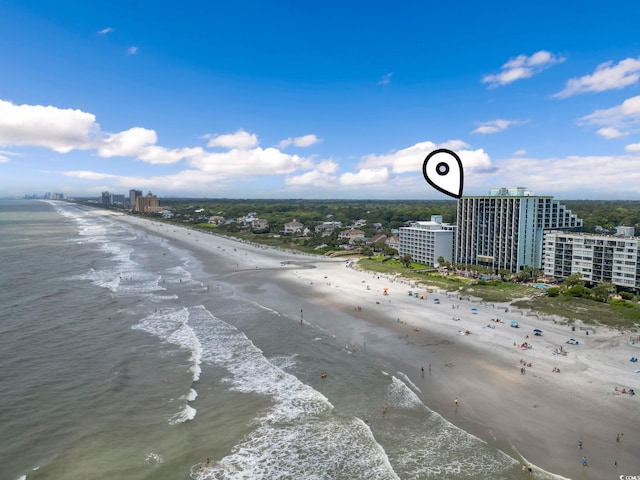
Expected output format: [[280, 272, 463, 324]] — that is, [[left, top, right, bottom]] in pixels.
[[567, 338, 579, 345]]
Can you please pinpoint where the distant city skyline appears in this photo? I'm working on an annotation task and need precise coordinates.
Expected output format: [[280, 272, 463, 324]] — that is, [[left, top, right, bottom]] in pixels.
[[1, 1, 640, 199]]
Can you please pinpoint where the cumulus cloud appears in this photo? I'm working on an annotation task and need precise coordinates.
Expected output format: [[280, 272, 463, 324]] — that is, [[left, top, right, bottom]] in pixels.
[[97, 27, 114, 35], [579, 95, 640, 136], [278, 134, 322, 149], [284, 160, 340, 187], [188, 147, 314, 175], [64, 169, 228, 190], [554, 57, 640, 98], [472, 119, 520, 134], [0, 99, 98, 153], [205, 129, 259, 149], [482, 50, 565, 88], [97, 127, 203, 164], [494, 153, 640, 195], [339, 168, 391, 186], [64, 170, 118, 180], [514, 149, 527, 156], [596, 127, 627, 139], [378, 72, 393, 86], [127, 46, 139, 55], [0, 155, 9, 163], [358, 140, 490, 174], [625, 143, 640, 152]]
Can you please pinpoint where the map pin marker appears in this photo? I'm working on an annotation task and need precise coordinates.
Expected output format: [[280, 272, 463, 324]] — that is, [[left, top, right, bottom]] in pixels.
[[422, 149, 464, 199]]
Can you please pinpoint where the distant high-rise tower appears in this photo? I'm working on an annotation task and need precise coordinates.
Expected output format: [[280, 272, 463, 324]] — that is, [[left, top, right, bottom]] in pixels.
[[101, 191, 112, 206], [456, 187, 582, 272], [135, 191, 160, 213], [129, 189, 143, 208]]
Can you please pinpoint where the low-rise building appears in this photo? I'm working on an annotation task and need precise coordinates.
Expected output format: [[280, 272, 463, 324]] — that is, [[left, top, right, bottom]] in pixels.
[[315, 221, 343, 236], [338, 228, 365, 243], [284, 219, 304, 234]]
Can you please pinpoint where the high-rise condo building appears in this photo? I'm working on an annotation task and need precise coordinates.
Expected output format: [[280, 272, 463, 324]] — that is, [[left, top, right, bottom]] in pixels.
[[129, 189, 143, 208], [135, 192, 160, 213], [456, 187, 582, 272], [544, 232, 640, 290]]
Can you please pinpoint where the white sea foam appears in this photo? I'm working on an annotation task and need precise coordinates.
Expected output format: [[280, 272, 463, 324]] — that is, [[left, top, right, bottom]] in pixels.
[[145, 452, 164, 465], [379, 375, 519, 478], [182, 388, 198, 402], [169, 404, 197, 425], [133, 308, 203, 424], [187, 305, 400, 480], [387, 376, 424, 410], [396, 371, 422, 396]]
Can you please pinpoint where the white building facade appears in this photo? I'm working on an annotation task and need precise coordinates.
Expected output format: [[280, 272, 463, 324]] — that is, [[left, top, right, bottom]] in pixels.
[[398, 216, 455, 266], [543, 232, 640, 290], [456, 187, 582, 272]]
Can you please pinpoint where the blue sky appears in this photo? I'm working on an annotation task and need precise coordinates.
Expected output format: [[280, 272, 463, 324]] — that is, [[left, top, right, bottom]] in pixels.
[[1, 0, 640, 199]]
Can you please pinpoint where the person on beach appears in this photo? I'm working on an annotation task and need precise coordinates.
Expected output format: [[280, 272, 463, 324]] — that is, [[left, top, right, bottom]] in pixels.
[[454, 397, 458, 406], [578, 438, 583, 449], [582, 456, 588, 467], [616, 433, 620, 443]]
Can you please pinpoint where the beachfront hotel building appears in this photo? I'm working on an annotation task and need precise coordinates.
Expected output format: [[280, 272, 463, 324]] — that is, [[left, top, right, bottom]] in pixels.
[[456, 187, 582, 272], [135, 191, 161, 213], [543, 232, 640, 290], [398, 215, 455, 266]]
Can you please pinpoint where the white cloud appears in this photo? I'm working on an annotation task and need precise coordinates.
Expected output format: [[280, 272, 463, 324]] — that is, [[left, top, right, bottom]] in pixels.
[[64, 170, 118, 180], [513, 149, 527, 156], [0, 99, 97, 153], [285, 169, 336, 187], [579, 95, 640, 136], [278, 134, 322, 149], [98, 127, 158, 158], [596, 127, 627, 139], [64, 169, 228, 190], [339, 168, 391, 186], [284, 160, 339, 187], [206, 129, 258, 149], [493, 153, 640, 195], [0, 155, 9, 163], [554, 57, 640, 98], [97, 127, 203, 164], [127, 46, 139, 55], [358, 140, 490, 175], [482, 50, 565, 88], [472, 119, 519, 134], [625, 143, 640, 152], [188, 147, 314, 175], [378, 72, 393, 86], [97, 27, 114, 35]]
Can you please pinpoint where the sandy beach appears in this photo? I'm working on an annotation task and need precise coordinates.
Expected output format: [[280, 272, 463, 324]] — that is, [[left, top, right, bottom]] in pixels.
[[118, 213, 640, 479]]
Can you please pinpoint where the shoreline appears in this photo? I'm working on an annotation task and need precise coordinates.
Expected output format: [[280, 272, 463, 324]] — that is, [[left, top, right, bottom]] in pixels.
[[116, 213, 640, 479]]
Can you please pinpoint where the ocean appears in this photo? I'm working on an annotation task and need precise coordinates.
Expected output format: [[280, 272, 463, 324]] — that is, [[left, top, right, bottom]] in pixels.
[[0, 199, 547, 480]]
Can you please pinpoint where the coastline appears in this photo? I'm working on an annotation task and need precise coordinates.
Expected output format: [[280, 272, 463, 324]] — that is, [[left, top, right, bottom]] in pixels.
[[117, 213, 640, 479]]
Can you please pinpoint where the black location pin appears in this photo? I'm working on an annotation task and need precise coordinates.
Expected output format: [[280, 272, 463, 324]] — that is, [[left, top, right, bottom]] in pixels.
[[422, 149, 464, 198]]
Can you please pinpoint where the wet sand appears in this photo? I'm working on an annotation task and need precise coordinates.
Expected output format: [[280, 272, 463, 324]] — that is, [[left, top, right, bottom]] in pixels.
[[118, 214, 640, 479]]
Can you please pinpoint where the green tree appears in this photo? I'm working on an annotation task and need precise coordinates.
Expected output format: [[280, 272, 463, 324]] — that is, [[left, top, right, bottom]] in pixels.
[[561, 273, 584, 289], [591, 281, 615, 303], [400, 253, 412, 268]]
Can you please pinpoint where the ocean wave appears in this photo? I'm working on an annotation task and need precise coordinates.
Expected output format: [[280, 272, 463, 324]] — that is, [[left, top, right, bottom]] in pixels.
[[187, 305, 400, 480]]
